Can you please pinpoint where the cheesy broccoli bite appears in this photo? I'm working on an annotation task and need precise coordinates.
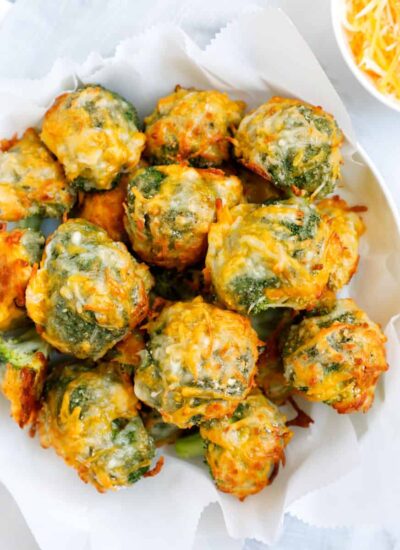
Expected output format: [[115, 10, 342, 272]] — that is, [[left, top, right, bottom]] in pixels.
[[0, 227, 44, 331], [135, 297, 260, 428], [38, 361, 156, 492], [41, 85, 145, 191], [0, 327, 49, 427], [0, 128, 75, 222], [206, 198, 334, 314], [124, 165, 243, 269], [76, 178, 128, 242], [144, 86, 245, 167], [234, 97, 344, 197], [200, 391, 292, 500], [26, 219, 153, 360], [283, 299, 388, 413], [317, 196, 365, 291]]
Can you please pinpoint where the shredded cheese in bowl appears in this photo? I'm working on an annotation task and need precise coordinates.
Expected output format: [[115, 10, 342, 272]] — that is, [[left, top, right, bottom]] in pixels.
[[343, 0, 400, 102]]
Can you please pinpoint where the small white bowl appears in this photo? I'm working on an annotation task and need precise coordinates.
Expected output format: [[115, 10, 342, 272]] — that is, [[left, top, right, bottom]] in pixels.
[[331, 0, 400, 113]]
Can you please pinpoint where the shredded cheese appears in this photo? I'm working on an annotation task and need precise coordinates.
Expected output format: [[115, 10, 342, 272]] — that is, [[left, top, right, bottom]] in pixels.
[[344, 0, 400, 101]]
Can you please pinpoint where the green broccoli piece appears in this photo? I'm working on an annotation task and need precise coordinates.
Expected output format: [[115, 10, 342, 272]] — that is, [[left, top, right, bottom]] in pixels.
[[175, 432, 205, 459], [15, 215, 43, 232], [0, 327, 49, 374], [230, 275, 279, 314], [129, 167, 167, 199]]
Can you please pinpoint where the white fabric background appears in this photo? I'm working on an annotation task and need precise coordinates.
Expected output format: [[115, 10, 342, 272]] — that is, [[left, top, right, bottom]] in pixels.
[[0, 1, 399, 549]]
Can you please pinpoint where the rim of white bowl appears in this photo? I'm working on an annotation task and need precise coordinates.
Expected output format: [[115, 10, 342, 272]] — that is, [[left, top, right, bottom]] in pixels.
[[331, 0, 400, 113]]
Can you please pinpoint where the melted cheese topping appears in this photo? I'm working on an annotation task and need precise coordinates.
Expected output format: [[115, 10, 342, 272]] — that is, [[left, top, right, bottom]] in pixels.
[[344, 0, 400, 101], [26, 219, 152, 359], [41, 86, 145, 191], [38, 362, 155, 492], [125, 165, 243, 269], [134, 297, 260, 428], [283, 298, 388, 413], [200, 391, 292, 500], [0, 228, 44, 330], [234, 97, 343, 197], [0, 129, 75, 221], [206, 198, 334, 314], [144, 86, 245, 167], [317, 196, 365, 291], [77, 178, 128, 242]]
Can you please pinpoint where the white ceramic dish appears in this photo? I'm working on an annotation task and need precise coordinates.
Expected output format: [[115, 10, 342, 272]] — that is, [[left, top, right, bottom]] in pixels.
[[1, 7, 400, 549], [331, 0, 400, 113]]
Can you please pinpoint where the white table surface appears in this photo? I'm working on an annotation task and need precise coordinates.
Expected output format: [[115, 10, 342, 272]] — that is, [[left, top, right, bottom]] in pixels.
[[0, 1, 399, 549]]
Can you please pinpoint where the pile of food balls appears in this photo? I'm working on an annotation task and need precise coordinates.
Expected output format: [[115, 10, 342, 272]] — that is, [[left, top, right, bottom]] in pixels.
[[0, 84, 388, 499]]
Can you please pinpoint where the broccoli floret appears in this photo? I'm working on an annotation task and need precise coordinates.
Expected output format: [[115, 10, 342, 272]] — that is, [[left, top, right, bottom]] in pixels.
[[0, 327, 49, 374], [175, 432, 205, 459], [282, 210, 320, 241], [129, 167, 167, 199], [230, 275, 279, 314], [15, 215, 43, 232], [19, 228, 45, 265]]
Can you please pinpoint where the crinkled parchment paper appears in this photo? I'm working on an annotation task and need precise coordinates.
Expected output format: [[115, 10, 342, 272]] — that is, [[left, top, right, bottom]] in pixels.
[[0, 8, 399, 550]]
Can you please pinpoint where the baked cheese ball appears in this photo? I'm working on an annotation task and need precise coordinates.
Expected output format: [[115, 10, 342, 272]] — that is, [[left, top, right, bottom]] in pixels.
[[0, 128, 75, 221], [317, 196, 365, 291], [37, 362, 156, 492], [26, 219, 153, 360], [0, 327, 49, 428], [206, 198, 334, 314], [76, 178, 128, 242], [41, 85, 145, 191], [283, 298, 388, 413], [124, 165, 243, 269], [134, 297, 260, 428], [234, 97, 344, 197], [0, 227, 44, 331], [200, 391, 292, 500], [144, 86, 245, 167]]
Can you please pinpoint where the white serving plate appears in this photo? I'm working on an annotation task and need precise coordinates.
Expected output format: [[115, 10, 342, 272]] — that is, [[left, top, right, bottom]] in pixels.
[[0, 7, 400, 550]]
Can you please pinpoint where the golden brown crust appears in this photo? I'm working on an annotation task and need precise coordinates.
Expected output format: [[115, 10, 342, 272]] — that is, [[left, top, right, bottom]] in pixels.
[[200, 391, 292, 499], [135, 297, 261, 428], [283, 299, 388, 413], [0, 228, 42, 331], [0, 128, 74, 221], [76, 178, 128, 242], [1, 352, 48, 428], [144, 87, 245, 167]]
